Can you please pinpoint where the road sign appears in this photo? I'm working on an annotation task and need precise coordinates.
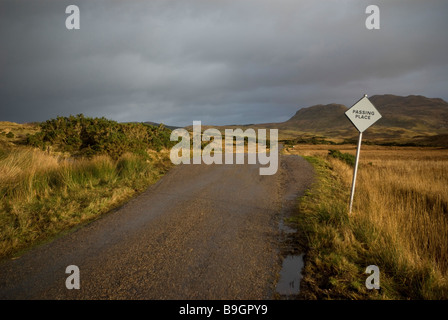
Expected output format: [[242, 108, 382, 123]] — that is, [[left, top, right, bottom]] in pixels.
[[345, 95, 382, 133], [345, 94, 381, 214]]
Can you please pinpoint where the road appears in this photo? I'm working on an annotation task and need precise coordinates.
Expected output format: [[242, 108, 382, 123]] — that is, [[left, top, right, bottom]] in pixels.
[[0, 153, 314, 299]]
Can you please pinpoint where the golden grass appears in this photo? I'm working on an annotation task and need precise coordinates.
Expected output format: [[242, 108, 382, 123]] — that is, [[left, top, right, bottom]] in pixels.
[[0, 148, 59, 185], [0, 122, 39, 144], [285, 144, 448, 299], [357, 158, 448, 276], [0, 146, 172, 260]]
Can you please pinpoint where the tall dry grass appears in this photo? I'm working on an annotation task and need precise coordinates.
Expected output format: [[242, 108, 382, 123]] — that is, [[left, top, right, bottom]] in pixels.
[[355, 152, 448, 297], [0, 146, 172, 259], [285, 145, 448, 298], [336, 150, 448, 271]]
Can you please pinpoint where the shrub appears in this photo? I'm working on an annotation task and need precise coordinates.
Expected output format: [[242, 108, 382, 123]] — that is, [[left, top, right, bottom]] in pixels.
[[328, 149, 356, 166], [25, 114, 176, 158]]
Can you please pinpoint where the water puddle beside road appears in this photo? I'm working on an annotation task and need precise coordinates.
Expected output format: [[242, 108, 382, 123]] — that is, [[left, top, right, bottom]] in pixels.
[[278, 218, 296, 234], [275, 169, 310, 298], [276, 214, 305, 297], [275, 254, 304, 296]]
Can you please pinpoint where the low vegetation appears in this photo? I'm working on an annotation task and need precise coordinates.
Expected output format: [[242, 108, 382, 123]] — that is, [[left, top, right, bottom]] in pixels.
[[0, 116, 174, 260], [284, 145, 448, 299], [2, 113, 447, 300], [26, 114, 174, 157], [327, 149, 355, 167]]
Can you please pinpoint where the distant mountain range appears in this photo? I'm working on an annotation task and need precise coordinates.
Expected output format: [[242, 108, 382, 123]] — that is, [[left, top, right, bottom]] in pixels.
[[150, 94, 448, 146], [209, 94, 448, 146], [4, 94, 446, 147]]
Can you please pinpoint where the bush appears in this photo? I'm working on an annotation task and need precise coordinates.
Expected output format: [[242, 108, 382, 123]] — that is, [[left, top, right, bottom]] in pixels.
[[6, 132, 14, 138], [328, 149, 356, 166], [25, 114, 176, 158]]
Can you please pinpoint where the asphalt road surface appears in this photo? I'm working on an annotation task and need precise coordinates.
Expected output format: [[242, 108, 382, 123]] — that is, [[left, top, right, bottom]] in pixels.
[[0, 153, 314, 299]]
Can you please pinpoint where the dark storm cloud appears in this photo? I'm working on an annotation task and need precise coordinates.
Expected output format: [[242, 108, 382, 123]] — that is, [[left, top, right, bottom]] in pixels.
[[1, 0, 447, 126]]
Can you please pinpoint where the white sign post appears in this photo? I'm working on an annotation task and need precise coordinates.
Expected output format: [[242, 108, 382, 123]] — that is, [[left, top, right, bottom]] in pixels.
[[345, 94, 382, 214]]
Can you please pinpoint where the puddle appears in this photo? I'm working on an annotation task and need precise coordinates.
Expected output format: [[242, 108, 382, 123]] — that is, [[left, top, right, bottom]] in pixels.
[[276, 189, 305, 297], [275, 254, 304, 296], [278, 218, 296, 234]]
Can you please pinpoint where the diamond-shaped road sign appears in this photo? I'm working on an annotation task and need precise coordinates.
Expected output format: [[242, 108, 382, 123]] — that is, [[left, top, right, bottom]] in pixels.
[[345, 95, 382, 133]]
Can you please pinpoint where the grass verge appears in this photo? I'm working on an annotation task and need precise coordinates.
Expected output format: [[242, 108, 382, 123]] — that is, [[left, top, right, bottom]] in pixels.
[[0, 146, 172, 260], [293, 152, 448, 299]]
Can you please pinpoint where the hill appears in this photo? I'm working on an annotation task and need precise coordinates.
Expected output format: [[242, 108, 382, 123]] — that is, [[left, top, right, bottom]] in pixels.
[[371, 95, 448, 132], [3, 95, 447, 147], [214, 94, 448, 145], [142, 121, 181, 131]]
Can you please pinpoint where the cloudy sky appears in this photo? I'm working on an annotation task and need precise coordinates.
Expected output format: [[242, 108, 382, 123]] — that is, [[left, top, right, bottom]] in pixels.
[[1, 0, 447, 126]]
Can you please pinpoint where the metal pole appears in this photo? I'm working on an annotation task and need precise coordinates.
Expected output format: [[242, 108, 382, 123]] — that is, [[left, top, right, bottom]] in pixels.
[[349, 131, 363, 214]]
